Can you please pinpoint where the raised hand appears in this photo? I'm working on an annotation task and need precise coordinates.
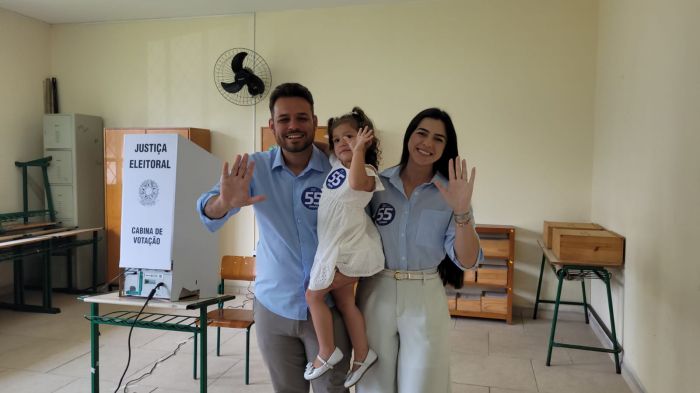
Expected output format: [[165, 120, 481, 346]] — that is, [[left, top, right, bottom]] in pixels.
[[346, 126, 374, 153], [434, 156, 476, 214], [218, 154, 266, 210]]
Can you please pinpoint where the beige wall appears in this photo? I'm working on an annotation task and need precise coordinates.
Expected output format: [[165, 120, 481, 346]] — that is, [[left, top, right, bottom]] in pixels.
[[50, 15, 258, 259], [591, 0, 699, 391], [49, 0, 598, 304], [0, 9, 50, 290]]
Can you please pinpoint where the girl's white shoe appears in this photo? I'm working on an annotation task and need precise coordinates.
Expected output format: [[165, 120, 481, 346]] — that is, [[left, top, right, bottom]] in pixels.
[[344, 348, 378, 388], [303, 347, 344, 381]]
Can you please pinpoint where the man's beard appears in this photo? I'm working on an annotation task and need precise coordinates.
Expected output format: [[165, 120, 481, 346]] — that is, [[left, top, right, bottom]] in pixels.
[[277, 135, 313, 153], [284, 141, 313, 152]]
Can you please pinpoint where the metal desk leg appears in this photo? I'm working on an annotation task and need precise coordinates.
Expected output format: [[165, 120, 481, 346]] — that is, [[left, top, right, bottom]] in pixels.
[[581, 279, 589, 324], [216, 327, 221, 356], [546, 269, 565, 366], [43, 239, 52, 311], [533, 253, 546, 319], [245, 327, 251, 385], [193, 331, 198, 379], [66, 248, 74, 290], [90, 302, 100, 393], [604, 271, 622, 374], [92, 231, 98, 291], [21, 166, 28, 224], [200, 306, 207, 393], [13, 258, 25, 305]]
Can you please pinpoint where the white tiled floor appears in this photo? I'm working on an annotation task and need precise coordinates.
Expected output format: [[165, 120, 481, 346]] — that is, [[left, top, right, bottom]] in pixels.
[[0, 292, 632, 393]]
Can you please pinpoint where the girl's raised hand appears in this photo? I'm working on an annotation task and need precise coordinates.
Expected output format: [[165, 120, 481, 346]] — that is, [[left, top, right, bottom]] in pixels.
[[346, 126, 374, 153], [434, 156, 476, 215]]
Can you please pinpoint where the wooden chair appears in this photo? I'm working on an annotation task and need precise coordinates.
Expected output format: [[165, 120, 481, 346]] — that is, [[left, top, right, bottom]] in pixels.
[[195, 255, 256, 384]]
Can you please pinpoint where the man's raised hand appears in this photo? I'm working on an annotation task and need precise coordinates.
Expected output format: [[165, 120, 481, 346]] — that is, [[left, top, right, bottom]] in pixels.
[[218, 154, 266, 210]]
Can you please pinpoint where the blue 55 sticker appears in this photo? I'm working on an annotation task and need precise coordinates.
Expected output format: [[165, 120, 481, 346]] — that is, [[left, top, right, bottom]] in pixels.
[[326, 168, 347, 189], [301, 187, 322, 210], [374, 203, 395, 225]]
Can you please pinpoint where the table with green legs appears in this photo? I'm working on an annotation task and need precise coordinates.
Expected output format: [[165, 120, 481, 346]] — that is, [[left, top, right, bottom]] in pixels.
[[81, 292, 235, 393], [1, 227, 102, 313], [532, 240, 622, 374]]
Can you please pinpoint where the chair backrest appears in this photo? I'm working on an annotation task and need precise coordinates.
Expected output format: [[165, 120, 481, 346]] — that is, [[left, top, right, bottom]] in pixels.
[[220, 255, 256, 282]]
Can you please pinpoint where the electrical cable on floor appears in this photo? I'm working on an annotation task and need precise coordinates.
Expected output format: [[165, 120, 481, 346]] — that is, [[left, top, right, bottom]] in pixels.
[[123, 387, 156, 393], [225, 281, 255, 309], [123, 335, 193, 393], [121, 283, 250, 391], [113, 282, 165, 393]]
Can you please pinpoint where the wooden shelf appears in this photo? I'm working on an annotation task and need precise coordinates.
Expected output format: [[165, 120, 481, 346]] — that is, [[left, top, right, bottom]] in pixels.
[[449, 309, 508, 321], [462, 282, 510, 290], [474, 224, 515, 235], [447, 224, 515, 324]]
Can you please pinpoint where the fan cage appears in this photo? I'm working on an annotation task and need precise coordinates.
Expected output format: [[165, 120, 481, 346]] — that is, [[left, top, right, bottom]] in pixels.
[[214, 48, 272, 106]]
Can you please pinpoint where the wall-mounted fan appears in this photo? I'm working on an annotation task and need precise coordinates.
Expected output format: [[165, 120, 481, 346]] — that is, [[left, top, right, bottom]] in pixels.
[[214, 48, 271, 106]]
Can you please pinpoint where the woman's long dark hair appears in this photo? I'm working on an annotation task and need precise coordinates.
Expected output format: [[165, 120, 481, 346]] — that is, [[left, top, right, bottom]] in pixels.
[[400, 108, 466, 288], [399, 108, 459, 180]]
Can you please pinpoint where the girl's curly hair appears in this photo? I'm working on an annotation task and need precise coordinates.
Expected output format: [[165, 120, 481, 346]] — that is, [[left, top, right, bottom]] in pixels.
[[327, 106, 381, 169]]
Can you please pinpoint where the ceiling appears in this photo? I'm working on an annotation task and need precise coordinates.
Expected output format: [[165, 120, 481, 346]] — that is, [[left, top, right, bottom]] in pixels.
[[0, 0, 415, 24]]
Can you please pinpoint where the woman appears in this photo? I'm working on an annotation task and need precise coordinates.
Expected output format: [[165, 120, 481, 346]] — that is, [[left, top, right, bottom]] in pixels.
[[356, 108, 482, 393]]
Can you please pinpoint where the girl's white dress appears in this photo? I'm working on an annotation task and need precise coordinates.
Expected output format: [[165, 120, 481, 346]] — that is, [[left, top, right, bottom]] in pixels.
[[308, 156, 385, 290]]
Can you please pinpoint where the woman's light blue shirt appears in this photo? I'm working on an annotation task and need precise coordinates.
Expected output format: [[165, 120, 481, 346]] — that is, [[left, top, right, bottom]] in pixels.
[[369, 166, 482, 271]]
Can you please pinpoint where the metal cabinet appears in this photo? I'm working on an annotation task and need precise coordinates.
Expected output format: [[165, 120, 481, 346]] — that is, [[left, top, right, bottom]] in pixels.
[[43, 113, 105, 289]]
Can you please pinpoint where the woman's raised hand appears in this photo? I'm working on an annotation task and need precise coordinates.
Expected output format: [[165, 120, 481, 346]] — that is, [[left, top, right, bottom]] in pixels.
[[434, 156, 476, 214]]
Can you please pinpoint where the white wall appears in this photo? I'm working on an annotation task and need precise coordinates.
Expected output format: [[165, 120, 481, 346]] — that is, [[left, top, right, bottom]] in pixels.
[[49, 0, 598, 305], [591, 0, 699, 391], [0, 8, 50, 291]]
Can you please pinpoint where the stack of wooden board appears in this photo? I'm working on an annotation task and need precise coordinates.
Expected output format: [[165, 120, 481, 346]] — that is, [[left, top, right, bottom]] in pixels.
[[543, 221, 625, 266]]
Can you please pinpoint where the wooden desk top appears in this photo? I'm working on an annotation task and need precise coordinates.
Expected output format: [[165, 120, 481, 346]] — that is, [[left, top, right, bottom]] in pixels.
[[0, 227, 67, 243], [0, 227, 102, 249], [0, 221, 58, 233]]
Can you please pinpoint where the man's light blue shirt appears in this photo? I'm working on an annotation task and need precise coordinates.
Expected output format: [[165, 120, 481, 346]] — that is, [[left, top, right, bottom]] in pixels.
[[197, 146, 331, 320], [369, 165, 483, 271]]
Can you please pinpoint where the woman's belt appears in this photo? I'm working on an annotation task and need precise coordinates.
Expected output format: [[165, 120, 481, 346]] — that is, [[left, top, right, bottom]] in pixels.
[[378, 268, 439, 280]]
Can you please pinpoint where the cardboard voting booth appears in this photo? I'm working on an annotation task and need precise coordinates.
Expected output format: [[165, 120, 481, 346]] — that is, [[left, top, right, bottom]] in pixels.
[[119, 134, 220, 301]]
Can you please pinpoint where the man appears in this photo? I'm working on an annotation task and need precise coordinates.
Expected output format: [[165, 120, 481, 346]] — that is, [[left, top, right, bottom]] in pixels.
[[197, 83, 351, 393]]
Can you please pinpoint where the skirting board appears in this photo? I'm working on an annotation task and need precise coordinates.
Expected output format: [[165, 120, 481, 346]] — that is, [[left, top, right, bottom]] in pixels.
[[587, 306, 647, 393]]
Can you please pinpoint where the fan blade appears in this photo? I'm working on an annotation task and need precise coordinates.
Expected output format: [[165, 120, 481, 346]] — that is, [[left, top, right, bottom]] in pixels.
[[244, 71, 266, 96], [221, 80, 245, 94], [230, 52, 248, 74]]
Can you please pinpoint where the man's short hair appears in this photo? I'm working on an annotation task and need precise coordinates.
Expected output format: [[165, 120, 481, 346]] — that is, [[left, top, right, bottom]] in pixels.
[[268, 83, 315, 115]]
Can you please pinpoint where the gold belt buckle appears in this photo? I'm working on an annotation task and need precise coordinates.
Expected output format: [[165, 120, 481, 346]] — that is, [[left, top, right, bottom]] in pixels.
[[394, 271, 404, 280]]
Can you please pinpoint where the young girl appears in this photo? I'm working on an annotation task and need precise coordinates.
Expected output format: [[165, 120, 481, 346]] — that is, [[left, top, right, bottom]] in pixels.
[[304, 107, 384, 388]]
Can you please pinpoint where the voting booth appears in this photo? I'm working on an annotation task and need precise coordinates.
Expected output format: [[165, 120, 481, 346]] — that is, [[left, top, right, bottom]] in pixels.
[[119, 134, 220, 301]]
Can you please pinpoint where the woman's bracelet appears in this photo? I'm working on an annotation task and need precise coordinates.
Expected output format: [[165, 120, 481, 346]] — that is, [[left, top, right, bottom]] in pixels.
[[454, 210, 473, 227]]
